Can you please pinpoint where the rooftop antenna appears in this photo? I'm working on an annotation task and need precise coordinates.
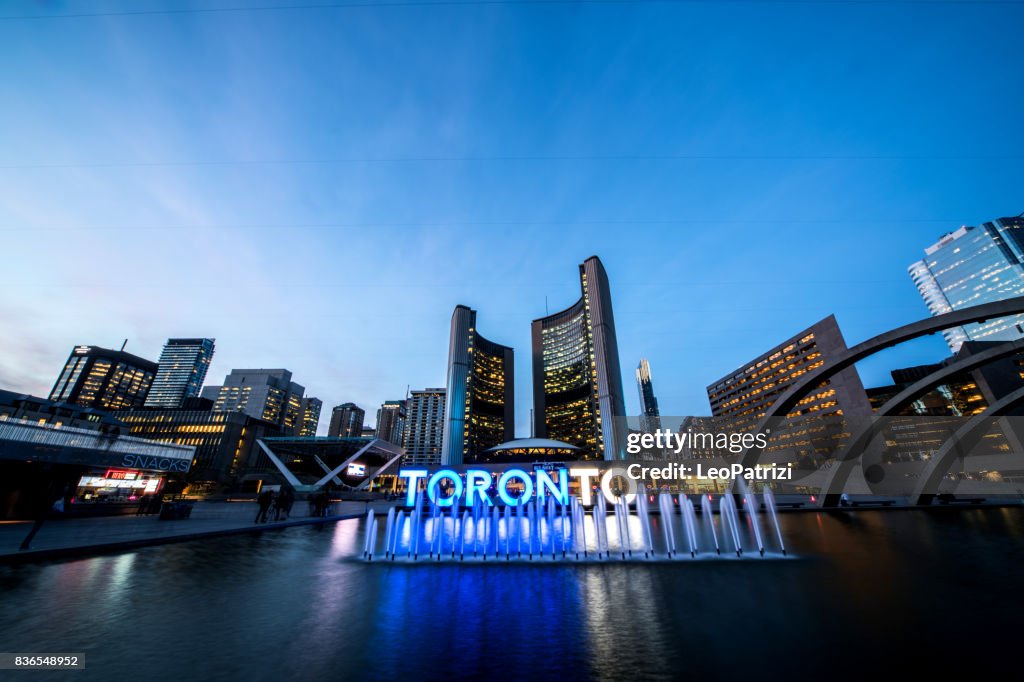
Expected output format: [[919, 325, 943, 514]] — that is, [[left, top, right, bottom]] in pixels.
[[545, 296, 548, 316], [120, 339, 128, 351]]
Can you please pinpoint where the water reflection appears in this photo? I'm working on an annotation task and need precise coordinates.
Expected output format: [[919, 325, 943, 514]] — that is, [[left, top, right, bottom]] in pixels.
[[0, 510, 1021, 680]]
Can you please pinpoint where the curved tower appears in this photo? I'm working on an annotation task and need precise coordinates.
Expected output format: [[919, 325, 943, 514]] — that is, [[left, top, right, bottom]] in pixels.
[[531, 256, 626, 460], [441, 305, 515, 465]]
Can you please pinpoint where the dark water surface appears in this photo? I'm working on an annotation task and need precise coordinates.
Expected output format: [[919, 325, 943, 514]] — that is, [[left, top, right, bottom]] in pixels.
[[2, 509, 1022, 681]]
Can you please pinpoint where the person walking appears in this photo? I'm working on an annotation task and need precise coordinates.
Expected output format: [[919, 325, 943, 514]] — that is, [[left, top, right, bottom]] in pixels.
[[281, 487, 295, 520], [274, 488, 292, 521], [255, 489, 274, 524]]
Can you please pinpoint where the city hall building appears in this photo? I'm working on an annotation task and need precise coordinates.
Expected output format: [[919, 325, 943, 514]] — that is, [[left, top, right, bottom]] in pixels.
[[441, 256, 628, 466]]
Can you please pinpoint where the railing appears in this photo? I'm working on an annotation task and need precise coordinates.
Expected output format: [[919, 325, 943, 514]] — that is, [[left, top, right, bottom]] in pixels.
[[0, 418, 194, 461]]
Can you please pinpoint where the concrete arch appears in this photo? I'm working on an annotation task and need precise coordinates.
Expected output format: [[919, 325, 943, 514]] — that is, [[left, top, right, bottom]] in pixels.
[[735, 296, 1024, 481], [816, 337, 1024, 506], [909, 385, 1024, 505]]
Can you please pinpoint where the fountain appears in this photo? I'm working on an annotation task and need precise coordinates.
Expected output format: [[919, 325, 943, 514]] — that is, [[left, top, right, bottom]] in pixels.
[[369, 485, 790, 564], [763, 487, 787, 556]]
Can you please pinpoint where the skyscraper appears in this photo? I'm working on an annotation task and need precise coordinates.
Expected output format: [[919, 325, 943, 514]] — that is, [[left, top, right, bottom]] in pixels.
[[375, 400, 407, 446], [200, 368, 306, 433], [328, 403, 365, 438], [909, 215, 1024, 353], [635, 358, 661, 434], [441, 305, 515, 465], [298, 397, 322, 437], [402, 388, 446, 466], [49, 345, 157, 410], [531, 256, 626, 460], [144, 338, 215, 409]]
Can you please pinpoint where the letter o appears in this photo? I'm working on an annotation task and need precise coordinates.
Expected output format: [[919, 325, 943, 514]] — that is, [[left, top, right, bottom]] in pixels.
[[427, 469, 463, 507], [497, 468, 534, 507]]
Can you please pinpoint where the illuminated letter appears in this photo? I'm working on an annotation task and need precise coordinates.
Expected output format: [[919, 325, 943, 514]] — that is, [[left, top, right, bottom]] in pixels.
[[399, 469, 428, 507], [601, 467, 636, 505], [536, 468, 569, 505], [427, 469, 463, 507], [465, 469, 493, 506], [569, 467, 599, 506], [497, 468, 533, 507]]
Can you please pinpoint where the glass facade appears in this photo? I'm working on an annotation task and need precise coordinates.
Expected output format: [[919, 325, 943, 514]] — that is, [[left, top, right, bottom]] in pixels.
[[535, 300, 600, 457], [531, 256, 626, 460], [909, 217, 1024, 353], [298, 397, 322, 437], [328, 403, 364, 438], [375, 400, 407, 446], [49, 345, 157, 410], [144, 338, 216, 409], [465, 336, 513, 458], [203, 368, 308, 435], [636, 358, 661, 434], [441, 306, 515, 465]]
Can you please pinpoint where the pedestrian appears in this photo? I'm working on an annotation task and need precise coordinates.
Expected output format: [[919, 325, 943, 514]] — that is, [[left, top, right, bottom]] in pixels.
[[255, 489, 274, 523], [282, 487, 295, 520], [273, 488, 291, 521]]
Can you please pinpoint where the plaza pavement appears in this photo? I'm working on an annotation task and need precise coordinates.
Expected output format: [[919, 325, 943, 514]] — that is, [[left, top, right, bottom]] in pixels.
[[0, 499, 396, 565]]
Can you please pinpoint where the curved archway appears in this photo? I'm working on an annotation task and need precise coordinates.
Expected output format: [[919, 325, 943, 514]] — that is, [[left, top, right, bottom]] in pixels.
[[734, 296, 1024, 485], [816, 337, 1024, 506], [909, 385, 1024, 505]]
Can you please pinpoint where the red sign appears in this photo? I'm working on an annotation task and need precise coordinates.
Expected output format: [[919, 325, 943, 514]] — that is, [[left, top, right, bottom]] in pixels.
[[103, 469, 138, 481]]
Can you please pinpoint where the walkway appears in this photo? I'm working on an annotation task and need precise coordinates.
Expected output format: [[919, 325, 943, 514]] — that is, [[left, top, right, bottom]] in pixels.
[[0, 499, 396, 565]]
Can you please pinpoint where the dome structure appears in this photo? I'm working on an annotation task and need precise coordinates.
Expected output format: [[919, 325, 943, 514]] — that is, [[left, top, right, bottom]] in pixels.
[[479, 438, 581, 463]]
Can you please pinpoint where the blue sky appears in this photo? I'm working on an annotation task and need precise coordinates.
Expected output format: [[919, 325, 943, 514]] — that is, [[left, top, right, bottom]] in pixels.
[[1, 0, 1022, 434]]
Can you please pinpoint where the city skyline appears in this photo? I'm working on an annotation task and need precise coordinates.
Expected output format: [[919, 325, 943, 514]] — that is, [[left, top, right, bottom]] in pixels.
[[2, 2, 1022, 434]]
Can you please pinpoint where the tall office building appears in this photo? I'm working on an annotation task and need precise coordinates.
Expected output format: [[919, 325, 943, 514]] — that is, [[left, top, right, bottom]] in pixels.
[[441, 306, 515, 465], [200, 369, 306, 433], [402, 388, 446, 466], [49, 345, 157, 410], [144, 338, 215, 408], [375, 400, 407, 446], [328, 403, 365, 438], [298, 397, 322, 437], [531, 256, 626, 460], [706, 315, 873, 464], [635, 358, 661, 434], [909, 215, 1024, 353]]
